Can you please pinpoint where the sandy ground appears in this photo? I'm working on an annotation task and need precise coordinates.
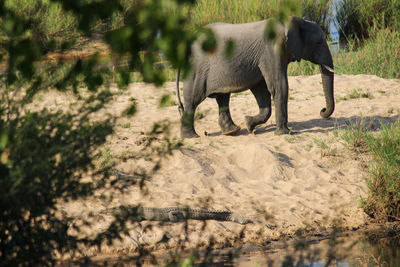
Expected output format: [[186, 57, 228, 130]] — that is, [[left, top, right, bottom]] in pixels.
[[49, 74, 400, 257]]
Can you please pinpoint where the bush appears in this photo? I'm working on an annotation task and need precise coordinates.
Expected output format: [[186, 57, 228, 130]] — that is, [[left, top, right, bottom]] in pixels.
[[0, 109, 113, 265], [2, 0, 78, 49], [0, 0, 197, 265], [1, 0, 135, 50]]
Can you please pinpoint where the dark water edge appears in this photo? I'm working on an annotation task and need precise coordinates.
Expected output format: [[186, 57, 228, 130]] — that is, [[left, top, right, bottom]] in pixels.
[[71, 224, 400, 266], [233, 227, 400, 267]]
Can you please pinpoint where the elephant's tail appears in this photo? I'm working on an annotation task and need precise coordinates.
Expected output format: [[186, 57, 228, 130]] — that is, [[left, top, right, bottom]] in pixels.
[[176, 69, 184, 116]]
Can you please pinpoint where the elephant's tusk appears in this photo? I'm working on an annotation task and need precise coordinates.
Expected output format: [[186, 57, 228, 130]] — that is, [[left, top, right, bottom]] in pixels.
[[322, 64, 334, 73]]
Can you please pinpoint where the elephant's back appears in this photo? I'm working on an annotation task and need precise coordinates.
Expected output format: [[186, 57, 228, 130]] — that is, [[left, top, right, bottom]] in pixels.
[[207, 20, 267, 38]]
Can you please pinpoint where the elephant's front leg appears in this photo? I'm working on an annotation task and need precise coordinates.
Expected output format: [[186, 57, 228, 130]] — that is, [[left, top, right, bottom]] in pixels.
[[245, 80, 272, 133], [273, 77, 291, 135], [216, 94, 241, 135]]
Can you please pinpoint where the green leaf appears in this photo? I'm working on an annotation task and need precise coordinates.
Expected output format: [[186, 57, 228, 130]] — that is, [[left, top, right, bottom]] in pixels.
[[0, 133, 8, 150], [265, 19, 277, 41], [224, 39, 235, 59], [124, 102, 137, 116], [116, 69, 131, 89], [158, 94, 175, 108], [201, 28, 217, 53]]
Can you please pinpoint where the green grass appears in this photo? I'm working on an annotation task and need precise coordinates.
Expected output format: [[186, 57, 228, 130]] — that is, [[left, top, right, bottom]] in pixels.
[[335, 29, 400, 79], [94, 146, 115, 169], [120, 123, 131, 129], [348, 88, 373, 99], [304, 142, 313, 152], [313, 137, 335, 156], [288, 60, 321, 76], [340, 121, 370, 152], [289, 28, 400, 79], [341, 122, 400, 221], [190, 0, 333, 32], [337, 88, 374, 102], [284, 135, 298, 143], [365, 123, 400, 221], [191, 0, 282, 27]]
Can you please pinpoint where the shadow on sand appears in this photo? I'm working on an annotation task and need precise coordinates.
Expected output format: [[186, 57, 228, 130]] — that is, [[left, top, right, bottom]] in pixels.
[[204, 115, 400, 137]]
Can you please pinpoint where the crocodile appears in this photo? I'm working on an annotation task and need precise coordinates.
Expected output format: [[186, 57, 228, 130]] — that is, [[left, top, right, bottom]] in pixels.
[[102, 206, 252, 224]]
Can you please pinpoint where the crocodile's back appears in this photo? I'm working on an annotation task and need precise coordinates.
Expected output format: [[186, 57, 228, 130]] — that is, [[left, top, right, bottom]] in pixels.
[[138, 207, 251, 224]]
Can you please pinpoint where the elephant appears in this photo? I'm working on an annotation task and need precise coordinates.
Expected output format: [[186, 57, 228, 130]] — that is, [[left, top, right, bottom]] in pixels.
[[176, 16, 334, 138]]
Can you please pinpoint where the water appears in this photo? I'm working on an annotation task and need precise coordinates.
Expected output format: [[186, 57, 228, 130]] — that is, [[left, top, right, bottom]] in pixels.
[[329, 0, 341, 42], [328, 0, 342, 54], [196, 228, 400, 266]]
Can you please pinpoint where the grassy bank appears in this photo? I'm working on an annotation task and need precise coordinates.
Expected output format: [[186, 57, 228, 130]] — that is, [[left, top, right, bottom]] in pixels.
[[288, 28, 400, 79], [341, 122, 400, 221], [335, 30, 400, 79]]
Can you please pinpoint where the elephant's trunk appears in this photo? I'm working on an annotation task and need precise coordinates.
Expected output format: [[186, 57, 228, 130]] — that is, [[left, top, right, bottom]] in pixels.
[[319, 64, 335, 118]]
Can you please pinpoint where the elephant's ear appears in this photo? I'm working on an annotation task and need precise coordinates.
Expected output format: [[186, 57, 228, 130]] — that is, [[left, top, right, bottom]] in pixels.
[[286, 17, 304, 62]]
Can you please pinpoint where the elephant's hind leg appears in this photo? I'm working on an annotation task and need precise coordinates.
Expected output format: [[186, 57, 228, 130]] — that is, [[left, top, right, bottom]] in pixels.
[[216, 94, 241, 135], [245, 80, 272, 133], [181, 76, 206, 138], [181, 110, 199, 138]]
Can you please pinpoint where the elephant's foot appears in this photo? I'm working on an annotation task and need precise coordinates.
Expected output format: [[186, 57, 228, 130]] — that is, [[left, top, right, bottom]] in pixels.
[[181, 127, 199, 139], [222, 124, 241, 135], [274, 126, 292, 135], [219, 113, 240, 136], [245, 115, 256, 134]]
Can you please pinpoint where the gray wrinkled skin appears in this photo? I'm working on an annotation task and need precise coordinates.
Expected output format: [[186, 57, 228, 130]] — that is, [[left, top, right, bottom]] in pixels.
[[178, 17, 334, 138]]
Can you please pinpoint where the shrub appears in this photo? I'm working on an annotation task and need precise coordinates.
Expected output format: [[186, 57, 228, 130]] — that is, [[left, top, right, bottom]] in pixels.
[[0, 0, 197, 264], [2, 0, 78, 49]]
